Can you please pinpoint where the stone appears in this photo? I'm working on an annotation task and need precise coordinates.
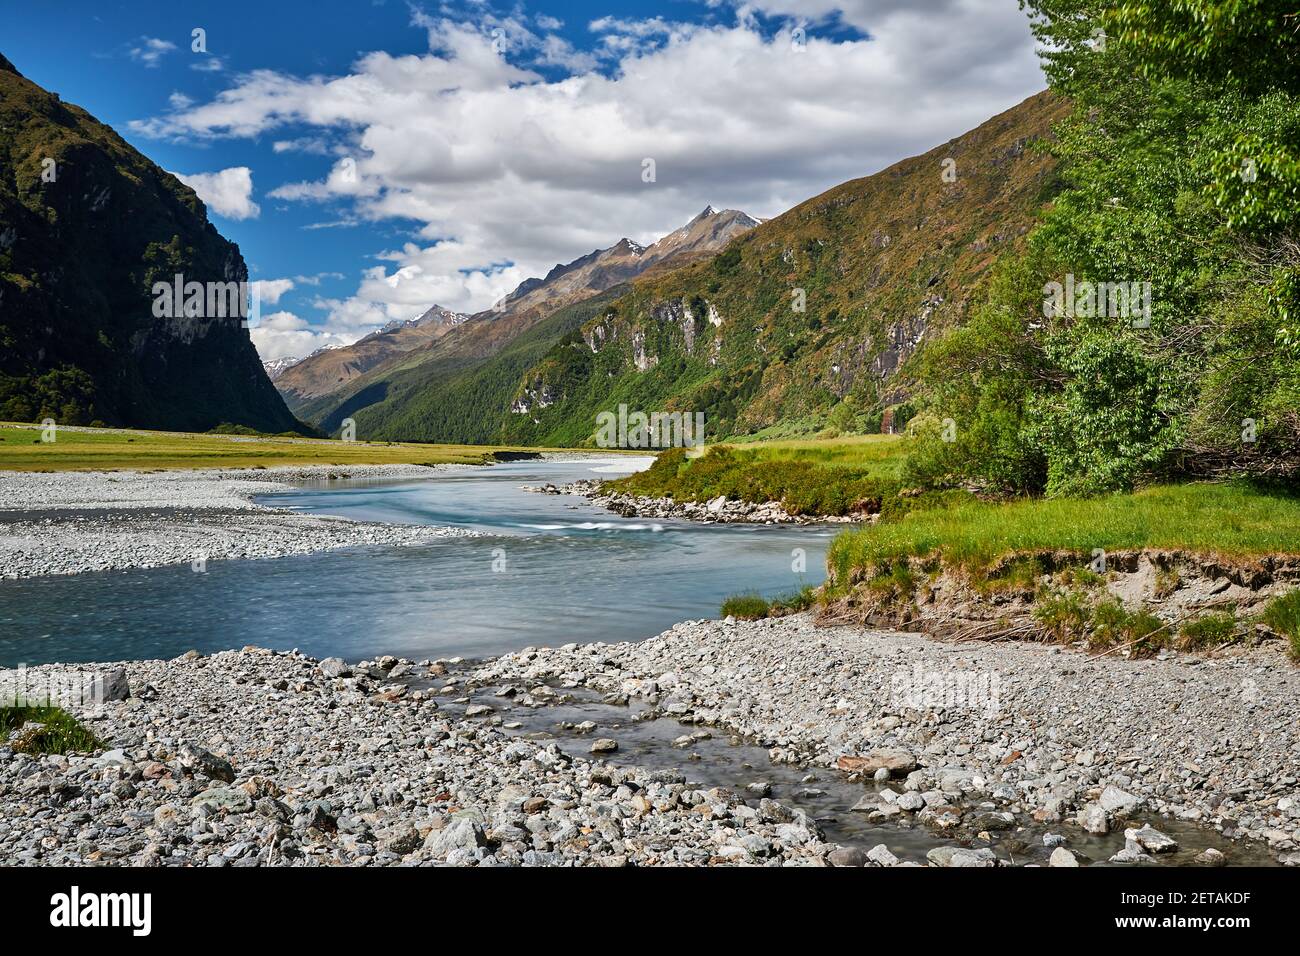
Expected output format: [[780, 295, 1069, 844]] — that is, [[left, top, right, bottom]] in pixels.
[[1078, 803, 1108, 834], [190, 787, 253, 815], [828, 846, 866, 867], [425, 818, 487, 856], [1049, 847, 1079, 867], [1127, 825, 1178, 854], [836, 748, 917, 777], [318, 657, 351, 678], [590, 738, 618, 754], [866, 844, 900, 866], [897, 792, 925, 811], [1196, 847, 1227, 866], [379, 826, 422, 855], [926, 846, 996, 868], [177, 742, 236, 783], [465, 704, 493, 718], [1099, 785, 1142, 815]]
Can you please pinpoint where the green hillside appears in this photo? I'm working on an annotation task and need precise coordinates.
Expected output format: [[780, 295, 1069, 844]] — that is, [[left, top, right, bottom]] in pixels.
[[315, 288, 627, 443], [493, 90, 1068, 446]]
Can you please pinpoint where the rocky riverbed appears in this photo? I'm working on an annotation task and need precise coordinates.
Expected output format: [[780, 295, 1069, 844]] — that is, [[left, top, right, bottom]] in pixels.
[[0, 465, 477, 579], [3, 613, 1294, 867], [476, 613, 1300, 865], [522, 479, 862, 525], [0, 648, 835, 867]]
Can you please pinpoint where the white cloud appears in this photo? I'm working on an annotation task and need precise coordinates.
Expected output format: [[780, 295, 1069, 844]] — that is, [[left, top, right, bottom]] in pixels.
[[129, 37, 176, 68], [141, 3, 1043, 336], [172, 166, 261, 220], [252, 278, 295, 305], [250, 311, 356, 361]]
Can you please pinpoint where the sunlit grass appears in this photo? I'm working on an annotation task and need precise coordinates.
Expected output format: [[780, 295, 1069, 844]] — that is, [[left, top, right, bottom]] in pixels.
[[0, 422, 563, 471], [0, 702, 101, 755], [828, 482, 1300, 591]]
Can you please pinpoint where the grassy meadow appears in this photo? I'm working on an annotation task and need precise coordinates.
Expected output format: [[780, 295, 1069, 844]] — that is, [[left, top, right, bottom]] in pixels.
[[0, 422, 560, 471], [826, 481, 1300, 584]]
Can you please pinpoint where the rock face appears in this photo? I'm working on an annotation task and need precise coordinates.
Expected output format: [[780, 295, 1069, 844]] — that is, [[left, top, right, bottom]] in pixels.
[[0, 54, 304, 433]]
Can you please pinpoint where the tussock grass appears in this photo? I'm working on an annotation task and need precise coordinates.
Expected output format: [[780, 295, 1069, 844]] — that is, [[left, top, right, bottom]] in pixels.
[[0, 422, 562, 471], [0, 703, 101, 755], [829, 482, 1300, 590], [720, 585, 818, 621], [1262, 590, 1300, 660]]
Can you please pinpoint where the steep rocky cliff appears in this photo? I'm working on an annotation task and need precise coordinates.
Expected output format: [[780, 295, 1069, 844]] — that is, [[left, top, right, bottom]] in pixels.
[[0, 52, 303, 433]]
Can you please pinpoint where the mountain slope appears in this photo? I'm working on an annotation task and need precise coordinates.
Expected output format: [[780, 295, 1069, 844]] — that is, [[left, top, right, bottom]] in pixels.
[[297, 206, 758, 436], [0, 52, 303, 433], [275, 305, 467, 412], [500, 91, 1068, 446]]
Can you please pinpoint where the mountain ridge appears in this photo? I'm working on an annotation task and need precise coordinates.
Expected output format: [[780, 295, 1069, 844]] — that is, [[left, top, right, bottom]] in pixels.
[[0, 52, 304, 433]]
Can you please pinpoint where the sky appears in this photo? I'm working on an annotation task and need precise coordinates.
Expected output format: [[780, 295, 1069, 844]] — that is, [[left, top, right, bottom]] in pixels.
[[2, 0, 1046, 361]]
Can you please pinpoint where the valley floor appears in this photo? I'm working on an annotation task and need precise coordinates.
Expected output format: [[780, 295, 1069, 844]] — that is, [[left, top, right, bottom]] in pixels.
[[2, 614, 1296, 866]]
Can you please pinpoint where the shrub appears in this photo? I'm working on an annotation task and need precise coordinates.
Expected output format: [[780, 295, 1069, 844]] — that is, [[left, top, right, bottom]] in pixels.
[[1177, 611, 1238, 650], [1262, 589, 1300, 660], [721, 593, 771, 620], [1033, 588, 1092, 643], [0, 703, 101, 755]]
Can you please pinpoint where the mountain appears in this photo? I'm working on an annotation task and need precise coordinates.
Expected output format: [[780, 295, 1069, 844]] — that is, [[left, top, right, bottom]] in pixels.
[[262, 355, 302, 381], [274, 305, 467, 411], [0, 51, 304, 433], [496, 91, 1068, 446], [488, 208, 760, 324], [293, 206, 759, 436]]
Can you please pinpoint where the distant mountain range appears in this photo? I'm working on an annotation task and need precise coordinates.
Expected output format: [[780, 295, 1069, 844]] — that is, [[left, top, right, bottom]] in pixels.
[[289, 91, 1065, 446], [487, 91, 1067, 445], [280, 206, 760, 434], [1, 44, 1063, 450], [272, 305, 468, 407], [0, 51, 304, 434]]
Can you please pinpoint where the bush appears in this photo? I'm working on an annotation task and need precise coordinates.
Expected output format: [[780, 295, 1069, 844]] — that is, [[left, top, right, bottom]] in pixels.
[[1262, 589, 1300, 660], [0, 703, 101, 755], [1178, 611, 1238, 650], [721, 593, 771, 620]]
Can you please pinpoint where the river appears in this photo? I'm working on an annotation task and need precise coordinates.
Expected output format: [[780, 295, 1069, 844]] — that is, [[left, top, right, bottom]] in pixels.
[[0, 458, 831, 666]]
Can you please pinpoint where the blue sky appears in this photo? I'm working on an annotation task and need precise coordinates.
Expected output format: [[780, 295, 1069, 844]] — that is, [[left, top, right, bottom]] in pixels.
[[2, 0, 1044, 360]]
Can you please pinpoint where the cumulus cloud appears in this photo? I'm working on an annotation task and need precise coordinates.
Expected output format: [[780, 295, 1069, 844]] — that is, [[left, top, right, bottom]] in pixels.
[[250, 311, 355, 361], [128, 37, 176, 68], [173, 166, 261, 220], [252, 278, 295, 305], [141, 2, 1043, 336]]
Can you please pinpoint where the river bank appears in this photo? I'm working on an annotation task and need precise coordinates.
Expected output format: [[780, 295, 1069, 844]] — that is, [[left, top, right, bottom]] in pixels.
[[3, 613, 1294, 866], [0, 464, 480, 579], [523, 478, 864, 525]]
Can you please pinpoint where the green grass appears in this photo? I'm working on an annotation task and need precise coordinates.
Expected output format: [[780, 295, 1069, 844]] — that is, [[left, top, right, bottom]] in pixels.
[[1178, 610, 1240, 651], [0, 422, 567, 471], [1262, 590, 1300, 660], [611, 435, 907, 516], [721, 593, 772, 620], [720, 586, 818, 620], [0, 703, 101, 755], [829, 482, 1300, 590]]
